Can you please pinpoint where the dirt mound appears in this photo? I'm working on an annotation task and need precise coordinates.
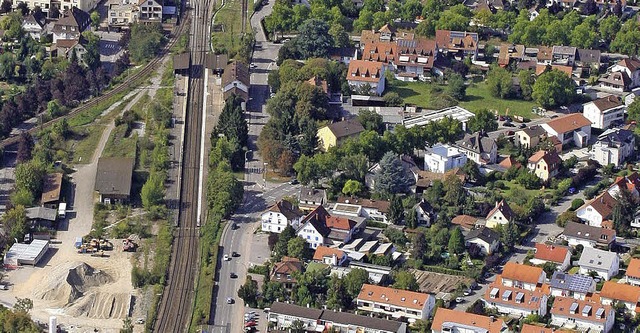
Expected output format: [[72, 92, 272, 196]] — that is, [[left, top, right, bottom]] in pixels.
[[35, 262, 113, 304], [65, 292, 130, 319]]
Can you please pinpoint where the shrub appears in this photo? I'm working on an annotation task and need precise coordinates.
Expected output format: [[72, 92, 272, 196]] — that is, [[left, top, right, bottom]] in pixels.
[[570, 199, 585, 211]]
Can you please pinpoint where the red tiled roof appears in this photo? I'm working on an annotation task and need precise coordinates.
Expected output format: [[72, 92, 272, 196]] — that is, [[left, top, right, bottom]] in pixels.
[[484, 282, 546, 310], [502, 262, 543, 285], [325, 216, 356, 231], [600, 281, 640, 304], [357, 284, 430, 310], [543, 113, 591, 134], [626, 258, 640, 279], [451, 215, 478, 230], [312, 246, 344, 261], [362, 41, 397, 63], [347, 60, 385, 83], [582, 191, 617, 219], [432, 308, 506, 333], [534, 243, 569, 264], [551, 296, 612, 323]]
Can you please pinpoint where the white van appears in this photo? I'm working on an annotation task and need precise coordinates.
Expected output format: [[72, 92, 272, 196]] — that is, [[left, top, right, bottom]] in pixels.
[[58, 203, 67, 219]]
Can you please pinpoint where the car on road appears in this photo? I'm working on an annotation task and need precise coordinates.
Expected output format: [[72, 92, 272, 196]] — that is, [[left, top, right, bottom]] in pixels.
[[223, 254, 230, 261], [244, 313, 255, 321], [289, 178, 299, 185], [506, 130, 515, 136], [498, 115, 505, 121], [519, 123, 527, 128], [230, 272, 238, 278], [456, 297, 464, 303], [503, 122, 515, 127], [250, 63, 257, 69], [232, 251, 240, 257], [227, 297, 234, 304], [245, 321, 257, 327], [135, 318, 145, 324], [463, 289, 472, 296]]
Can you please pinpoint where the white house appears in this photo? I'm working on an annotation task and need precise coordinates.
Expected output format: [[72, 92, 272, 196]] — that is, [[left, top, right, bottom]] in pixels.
[[431, 308, 507, 333], [577, 247, 619, 281], [138, 0, 163, 21], [576, 191, 617, 228], [356, 284, 435, 322], [413, 199, 435, 226], [500, 262, 545, 291], [562, 221, 616, 249], [347, 60, 386, 96], [609, 58, 640, 89], [464, 227, 500, 256], [312, 246, 347, 266], [222, 61, 250, 101], [607, 172, 640, 198], [22, 12, 47, 40], [593, 128, 636, 168], [296, 206, 358, 249], [549, 272, 596, 300], [485, 200, 514, 229], [540, 113, 591, 148], [583, 95, 626, 130], [261, 200, 304, 233], [530, 243, 571, 271], [624, 258, 640, 286], [454, 132, 498, 165], [423, 144, 467, 173], [336, 197, 391, 224], [484, 282, 548, 318], [551, 296, 615, 333], [599, 281, 640, 313]]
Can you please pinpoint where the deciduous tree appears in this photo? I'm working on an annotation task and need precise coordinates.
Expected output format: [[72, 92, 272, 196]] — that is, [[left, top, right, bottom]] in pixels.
[[532, 69, 576, 108], [392, 271, 419, 291]]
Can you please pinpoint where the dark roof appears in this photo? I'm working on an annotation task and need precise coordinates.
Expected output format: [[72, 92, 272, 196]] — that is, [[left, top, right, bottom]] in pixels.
[[299, 186, 326, 204], [94, 157, 134, 196], [221, 60, 249, 87], [577, 49, 601, 65], [300, 205, 331, 237], [53, 7, 90, 32], [552, 46, 577, 56], [415, 199, 433, 213], [267, 200, 303, 220], [549, 272, 595, 293], [591, 95, 623, 111], [23, 12, 46, 28], [206, 53, 228, 70], [270, 302, 323, 319], [325, 119, 365, 138], [173, 53, 190, 70], [25, 207, 57, 221], [486, 199, 514, 221], [599, 71, 630, 88], [563, 221, 616, 245], [520, 125, 547, 138], [329, 47, 356, 58], [465, 227, 499, 244], [598, 128, 635, 146], [455, 132, 495, 155]]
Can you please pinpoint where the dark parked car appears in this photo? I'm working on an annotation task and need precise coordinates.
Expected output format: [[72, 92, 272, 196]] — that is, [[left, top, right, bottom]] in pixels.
[[230, 272, 238, 278], [232, 251, 240, 257]]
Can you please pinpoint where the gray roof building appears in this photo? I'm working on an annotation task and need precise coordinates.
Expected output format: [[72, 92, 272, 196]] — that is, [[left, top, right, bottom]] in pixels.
[[95, 157, 135, 202], [465, 227, 499, 244], [597, 128, 635, 147], [549, 272, 595, 294], [25, 207, 57, 222], [577, 247, 619, 272], [563, 222, 616, 247]]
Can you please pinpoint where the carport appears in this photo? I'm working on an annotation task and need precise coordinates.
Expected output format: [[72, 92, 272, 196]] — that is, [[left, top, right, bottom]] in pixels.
[[173, 53, 191, 75]]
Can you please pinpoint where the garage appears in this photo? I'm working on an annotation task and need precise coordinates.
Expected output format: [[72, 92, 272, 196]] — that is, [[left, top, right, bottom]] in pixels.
[[3, 240, 50, 268]]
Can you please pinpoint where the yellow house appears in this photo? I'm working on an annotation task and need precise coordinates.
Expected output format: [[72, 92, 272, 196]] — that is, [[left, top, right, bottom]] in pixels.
[[317, 119, 365, 152], [527, 150, 561, 182], [485, 199, 514, 228]]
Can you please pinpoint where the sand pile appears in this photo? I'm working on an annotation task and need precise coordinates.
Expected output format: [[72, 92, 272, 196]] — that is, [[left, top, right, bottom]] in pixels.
[[35, 261, 113, 304]]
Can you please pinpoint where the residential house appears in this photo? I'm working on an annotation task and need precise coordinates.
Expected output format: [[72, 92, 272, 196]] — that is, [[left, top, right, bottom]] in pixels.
[[484, 278, 549, 317], [25, 207, 57, 229], [552, 46, 577, 66], [464, 227, 500, 255], [356, 284, 435, 322], [328, 46, 356, 65], [270, 256, 302, 290], [536, 46, 553, 64], [22, 11, 47, 40], [269, 301, 408, 333], [498, 156, 521, 169], [296, 206, 359, 248], [347, 60, 386, 96], [550, 296, 615, 333], [336, 197, 390, 224], [395, 38, 437, 79], [221, 60, 250, 102], [607, 172, 640, 198], [500, 262, 545, 291], [51, 8, 91, 43], [306, 76, 329, 95], [58, 0, 100, 11], [599, 281, 640, 313], [593, 128, 635, 167], [317, 119, 365, 152], [413, 199, 435, 226], [577, 247, 619, 281], [576, 191, 617, 228], [485, 200, 514, 229], [599, 71, 631, 93], [41, 173, 63, 209], [515, 125, 547, 149], [452, 214, 479, 231], [365, 154, 418, 191], [624, 258, 640, 286], [435, 30, 479, 60], [520, 324, 556, 333], [12, 0, 52, 12], [549, 272, 596, 300], [562, 221, 616, 249], [583, 95, 625, 130], [594, 0, 625, 10], [609, 57, 640, 89], [53, 38, 89, 65], [312, 246, 347, 266], [576, 49, 602, 73], [423, 144, 467, 173], [540, 113, 591, 148], [138, 0, 163, 21], [362, 41, 396, 68], [298, 186, 327, 212], [527, 150, 561, 182], [108, 1, 139, 27], [94, 157, 134, 204], [431, 308, 507, 333], [497, 43, 525, 68], [261, 200, 304, 233], [530, 243, 571, 271], [454, 132, 498, 165]]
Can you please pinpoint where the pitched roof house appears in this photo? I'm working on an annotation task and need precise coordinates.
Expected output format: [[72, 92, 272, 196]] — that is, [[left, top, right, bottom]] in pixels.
[[41, 173, 63, 208], [435, 30, 479, 60], [261, 200, 304, 233], [395, 37, 437, 78], [356, 284, 435, 321], [317, 119, 365, 152], [577, 247, 619, 281], [610, 57, 640, 88], [501, 262, 545, 291], [625, 258, 640, 286], [599, 281, 640, 313], [562, 221, 616, 249], [530, 243, 571, 271], [485, 199, 514, 228], [540, 113, 591, 149], [312, 246, 347, 266], [271, 256, 303, 290], [95, 157, 134, 204], [593, 128, 636, 168], [465, 227, 500, 255], [583, 95, 625, 130], [550, 296, 615, 333], [296, 206, 360, 248], [527, 150, 561, 182], [347, 60, 386, 96], [431, 308, 507, 333], [52, 8, 91, 43], [484, 278, 549, 317], [549, 272, 596, 300], [221, 60, 250, 101], [515, 125, 548, 149], [599, 71, 631, 92], [576, 191, 617, 228], [362, 41, 397, 64], [298, 186, 327, 211], [454, 132, 498, 165]]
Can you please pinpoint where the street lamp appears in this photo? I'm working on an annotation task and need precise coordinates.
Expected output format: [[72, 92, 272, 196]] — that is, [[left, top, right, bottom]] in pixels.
[[244, 150, 252, 183], [263, 162, 268, 189]]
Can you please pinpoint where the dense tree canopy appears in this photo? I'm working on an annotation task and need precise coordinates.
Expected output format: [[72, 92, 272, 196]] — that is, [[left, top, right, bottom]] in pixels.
[[532, 70, 576, 108]]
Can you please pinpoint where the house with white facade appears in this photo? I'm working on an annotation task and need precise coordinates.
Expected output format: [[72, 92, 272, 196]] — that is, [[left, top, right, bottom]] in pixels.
[[424, 144, 467, 173], [624, 258, 640, 287], [485, 200, 514, 229], [550, 296, 615, 333], [356, 284, 435, 322], [454, 132, 498, 165], [51, 8, 91, 43], [609, 58, 640, 89], [530, 243, 571, 271], [576, 191, 617, 228], [22, 12, 47, 40], [599, 281, 640, 313], [299, 186, 327, 212], [593, 128, 636, 168], [431, 308, 507, 333], [222, 60, 250, 101], [500, 262, 545, 291], [296, 206, 360, 249], [515, 125, 547, 149], [336, 197, 390, 224], [583, 95, 626, 130], [484, 279, 548, 318], [527, 149, 561, 182], [312, 246, 347, 266], [577, 247, 619, 281], [261, 200, 304, 233], [549, 272, 596, 300], [562, 222, 616, 249], [464, 227, 500, 256], [540, 113, 591, 149], [347, 60, 386, 96], [413, 199, 435, 226], [607, 172, 640, 198]]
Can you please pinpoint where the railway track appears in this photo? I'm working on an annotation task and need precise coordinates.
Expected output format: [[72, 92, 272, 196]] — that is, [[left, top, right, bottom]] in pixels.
[[153, 0, 213, 331]]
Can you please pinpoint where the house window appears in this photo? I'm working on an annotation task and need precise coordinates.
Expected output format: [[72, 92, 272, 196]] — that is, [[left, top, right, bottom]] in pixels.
[[315, 237, 318, 241]]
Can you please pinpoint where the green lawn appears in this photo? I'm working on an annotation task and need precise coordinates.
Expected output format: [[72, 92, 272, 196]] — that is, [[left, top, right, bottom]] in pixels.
[[67, 125, 105, 164], [212, 0, 250, 55], [460, 82, 539, 119], [387, 80, 434, 108], [102, 124, 138, 159]]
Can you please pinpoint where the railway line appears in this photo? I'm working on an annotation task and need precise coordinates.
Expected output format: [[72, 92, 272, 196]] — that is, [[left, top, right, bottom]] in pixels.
[[152, 0, 213, 331], [0, 21, 188, 150]]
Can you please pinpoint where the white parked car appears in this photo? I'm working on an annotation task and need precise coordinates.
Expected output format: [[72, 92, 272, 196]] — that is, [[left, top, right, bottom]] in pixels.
[[223, 254, 230, 261]]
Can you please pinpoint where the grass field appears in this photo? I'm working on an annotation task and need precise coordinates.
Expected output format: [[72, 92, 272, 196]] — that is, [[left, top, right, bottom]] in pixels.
[[212, 0, 250, 56], [67, 125, 105, 164], [102, 124, 138, 158], [388, 80, 434, 108], [460, 82, 539, 119]]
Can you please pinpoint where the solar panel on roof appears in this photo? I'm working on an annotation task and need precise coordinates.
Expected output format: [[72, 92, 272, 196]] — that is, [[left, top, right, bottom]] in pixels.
[[582, 305, 592, 316]]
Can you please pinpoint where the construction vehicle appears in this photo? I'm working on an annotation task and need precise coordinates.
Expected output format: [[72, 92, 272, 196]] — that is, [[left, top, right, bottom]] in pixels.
[[122, 238, 138, 252]]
